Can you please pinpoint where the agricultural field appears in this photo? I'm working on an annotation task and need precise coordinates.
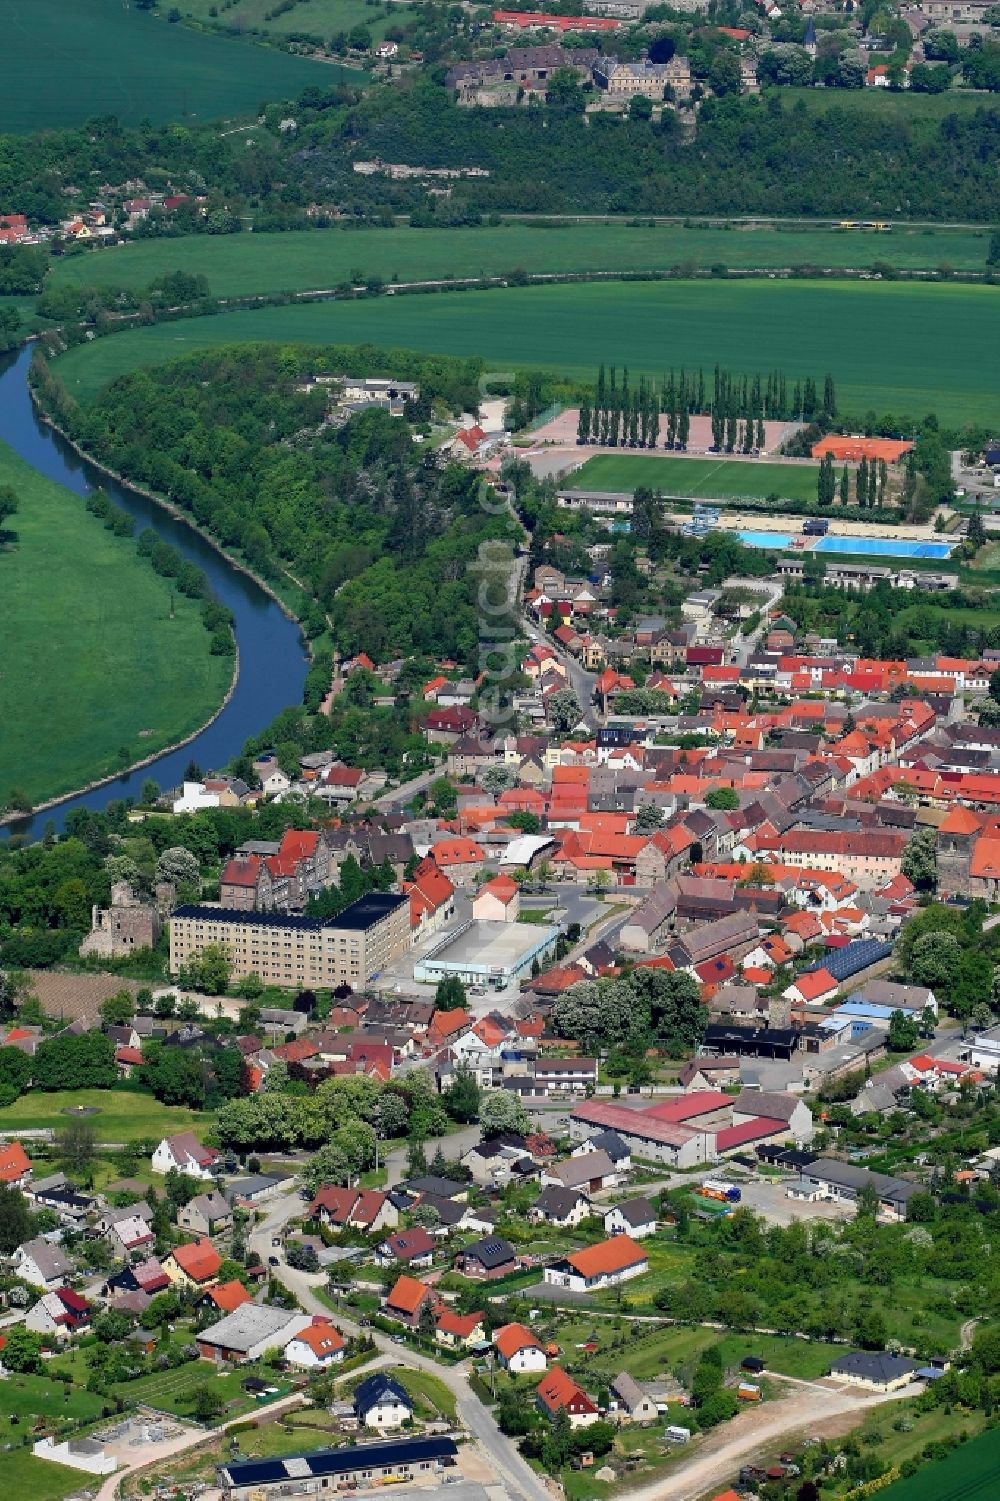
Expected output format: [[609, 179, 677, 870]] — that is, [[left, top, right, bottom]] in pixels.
[[878, 1424, 998, 1501], [571, 454, 819, 503], [0, 0, 359, 133], [0, 1088, 210, 1141], [46, 221, 999, 305], [52, 280, 1000, 426], [0, 440, 233, 808], [783, 86, 1000, 121], [180, 0, 422, 43]]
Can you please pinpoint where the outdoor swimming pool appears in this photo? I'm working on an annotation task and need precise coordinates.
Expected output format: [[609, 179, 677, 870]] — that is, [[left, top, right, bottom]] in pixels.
[[738, 531, 793, 549], [736, 530, 954, 559], [813, 536, 954, 559]]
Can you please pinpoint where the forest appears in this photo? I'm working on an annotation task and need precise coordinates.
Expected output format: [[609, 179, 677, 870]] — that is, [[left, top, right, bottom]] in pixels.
[[31, 342, 512, 667]]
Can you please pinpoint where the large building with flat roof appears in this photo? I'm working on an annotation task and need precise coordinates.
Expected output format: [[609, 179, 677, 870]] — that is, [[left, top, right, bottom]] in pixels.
[[413, 918, 559, 991], [169, 894, 410, 989], [218, 1437, 458, 1500]]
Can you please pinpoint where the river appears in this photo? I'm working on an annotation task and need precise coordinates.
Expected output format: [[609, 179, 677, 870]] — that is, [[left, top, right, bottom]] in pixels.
[[0, 343, 308, 840]]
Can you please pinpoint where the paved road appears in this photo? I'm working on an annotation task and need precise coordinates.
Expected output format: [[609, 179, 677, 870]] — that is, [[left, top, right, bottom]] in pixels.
[[248, 1184, 551, 1501], [522, 617, 598, 730]]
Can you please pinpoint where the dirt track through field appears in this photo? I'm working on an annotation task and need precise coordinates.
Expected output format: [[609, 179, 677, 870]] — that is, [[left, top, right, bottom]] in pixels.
[[619, 1380, 917, 1501]]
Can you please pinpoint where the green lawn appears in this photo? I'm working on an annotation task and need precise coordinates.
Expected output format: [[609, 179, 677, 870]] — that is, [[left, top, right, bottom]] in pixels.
[[880, 1425, 999, 1501], [0, 440, 233, 807], [0, 1450, 91, 1501], [180, 0, 421, 43], [112, 1359, 289, 1419], [571, 454, 819, 503], [46, 221, 1000, 306], [372, 1365, 457, 1422], [0, 0, 361, 133], [0, 1373, 105, 1423], [53, 280, 1000, 426], [0, 1088, 210, 1141]]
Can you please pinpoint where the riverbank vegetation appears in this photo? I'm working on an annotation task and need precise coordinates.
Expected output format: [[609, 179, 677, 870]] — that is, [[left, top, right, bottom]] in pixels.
[[34, 342, 514, 669], [0, 441, 233, 812]]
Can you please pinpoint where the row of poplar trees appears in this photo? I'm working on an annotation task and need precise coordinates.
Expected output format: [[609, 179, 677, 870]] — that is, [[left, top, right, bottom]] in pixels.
[[817, 453, 889, 507], [577, 364, 838, 449]]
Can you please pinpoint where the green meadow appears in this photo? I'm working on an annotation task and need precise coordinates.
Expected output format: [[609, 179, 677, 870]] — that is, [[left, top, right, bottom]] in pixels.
[[53, 279, 1000, 426], [0, 441, 232, 807], [572, 454, 819, 502], [180, 0, 421, 43], [47, 221, 997, 303], [0, 0, 359, 132]]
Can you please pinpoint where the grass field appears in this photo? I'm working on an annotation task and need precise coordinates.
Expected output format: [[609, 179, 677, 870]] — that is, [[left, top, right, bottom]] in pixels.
[[783, 86, 1000, 120], [0, 1451, 88, 1501], [572, 454, 819, 502], [0, 440, 232, 808], [46, 222, 999, 304], [111, 1359, 288, 1418], [52, 280, 1000, 426], [0, 1372, 105, 1423], [880, 1426, 999, 1501], [0, 1088, 210, 1140], [180, 0, 421, 43], [0, 0, 360, 133]]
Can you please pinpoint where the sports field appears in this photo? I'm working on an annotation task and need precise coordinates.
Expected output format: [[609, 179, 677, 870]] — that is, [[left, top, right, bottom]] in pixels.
[[53, 280, 1000, 426], [0, 1087, 210, 1139], [0, 441, 232, 807], [0, 0, 360, 133], [572, 453, 819, 502], [880, 1428, 999, 1501], [46, 221, 997, 302]]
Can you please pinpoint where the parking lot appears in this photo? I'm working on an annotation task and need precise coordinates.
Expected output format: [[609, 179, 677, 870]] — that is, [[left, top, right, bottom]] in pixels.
[[736, 1177, 855, 1228]]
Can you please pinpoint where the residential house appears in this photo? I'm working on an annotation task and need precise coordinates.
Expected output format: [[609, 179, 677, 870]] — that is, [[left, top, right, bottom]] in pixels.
[[384, 1274, 435, 1326], [354, 1373, 415, 1429], [198, 1280, 252, 1315], [541, 1149, 620, 1194], [543, 1234, 648, 1292], [152, 1132, 219, 1179], [532, 1056, 599, 1096], [25, 1287, 90, 1341], [495, 1322, 548, 1373], [530, 1185, 592, 1229], [178, 1191, 233, 1237], [284, 1321, 347, 1369], [164, 1237, 223, 1288], [97, 1202, 155, 1259], [829, 1351, 920, 1392], [434, 1309, 485, 1349], [536, 1368, 601, 1428], [602, 1196, 657, 1239], [609, 1371, 659, 1424], [375, 1228, 435, 1269], [14, 1238, 73, 1290], [458, 1235, 518, 1280], [0, 1140, 32, 1188], [472, 874, 521, 922]]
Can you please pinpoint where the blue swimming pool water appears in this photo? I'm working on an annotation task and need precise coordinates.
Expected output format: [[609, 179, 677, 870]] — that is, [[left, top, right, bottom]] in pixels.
[[813, 536, 954, 559], [738, 531, 793, 549]]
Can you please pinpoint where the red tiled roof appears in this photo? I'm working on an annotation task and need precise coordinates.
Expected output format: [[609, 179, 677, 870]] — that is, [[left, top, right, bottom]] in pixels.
[[792, 967, 837, 1002], [0, 1141, 31, 1182], [170, 1238, 222, 1283], [205, 1279, 252, 1311], [387, 1274, 432, 1315], [536, 1366, 600, 1415], [291, 1321, 345, 1356], [495, 1322, 545, 1359], [716, 1117, 787, 1150], [565, 1234, 646, 1279]]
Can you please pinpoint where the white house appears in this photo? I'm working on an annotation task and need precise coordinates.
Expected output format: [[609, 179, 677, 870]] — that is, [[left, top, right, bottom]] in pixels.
[[151, 1131, 219, 1179], [602, 1196, 658, 1240], [172, 781, 221, 815], [353, 1372, 414, 1429], [543, 1234, 648, 1293], [15, 1237, 73, 1290], [283, 1322, 346, 1369], [494, 1322, 548, 1373]]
